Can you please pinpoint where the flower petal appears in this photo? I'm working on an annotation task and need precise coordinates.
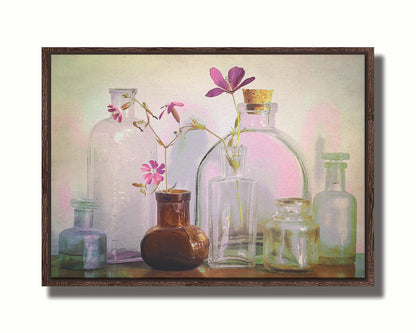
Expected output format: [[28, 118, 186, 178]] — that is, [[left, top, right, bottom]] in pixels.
[[149, 160, 158, 169], [235, 76, 255, 90], [209, 67, 229, 90], [156, 163, 166, 174], [172, 102, 184, 107], [159, 110, 166, 119], [140, 163, 151, 172], [228, 67, 245, 90], [205, 87, 226, 97], [142, 173, 153, 185], [107, 104, 120, 113], [117, 113, 122, 122], [152, 173, 164, 184]]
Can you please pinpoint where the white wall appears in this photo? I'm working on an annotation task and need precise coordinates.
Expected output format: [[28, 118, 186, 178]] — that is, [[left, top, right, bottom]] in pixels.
[[1, 1, 414, 333]]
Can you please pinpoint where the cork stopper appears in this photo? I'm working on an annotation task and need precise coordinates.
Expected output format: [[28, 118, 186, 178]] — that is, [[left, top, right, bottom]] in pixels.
[[243, 89, 273, 104], [242, 89, 273, 111]]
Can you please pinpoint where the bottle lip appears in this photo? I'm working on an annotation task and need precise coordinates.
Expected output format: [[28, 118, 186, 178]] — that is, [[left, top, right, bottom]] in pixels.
[[155, 190, 191, 203], [322, 152, 350, 161], [220, 145, 247, 156], [238, 102, 277, 115], [109, 88, 137, 96], [273, 198, 311, 220], [70, 198, 98, 210]]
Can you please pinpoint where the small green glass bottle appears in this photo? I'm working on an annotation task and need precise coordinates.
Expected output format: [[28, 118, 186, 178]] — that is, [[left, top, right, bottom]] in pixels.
[[58, 199, 107, 270], [313, 153, 357, 264]]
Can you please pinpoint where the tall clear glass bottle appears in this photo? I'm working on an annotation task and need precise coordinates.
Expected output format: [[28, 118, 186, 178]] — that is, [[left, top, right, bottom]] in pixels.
[[88, 88, 156, 263], [312, 153, 357, 264], [208, 146, 258, 268], [196, 89, 309, 263], [59, 199, 106, 270]]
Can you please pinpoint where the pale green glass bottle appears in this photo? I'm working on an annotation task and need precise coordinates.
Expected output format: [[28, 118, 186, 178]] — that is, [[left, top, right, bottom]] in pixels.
[[312, 153, 357, 264]]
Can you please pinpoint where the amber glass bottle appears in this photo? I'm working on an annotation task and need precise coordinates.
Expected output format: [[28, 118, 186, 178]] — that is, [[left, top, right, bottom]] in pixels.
[[141, 190, 209, 271]]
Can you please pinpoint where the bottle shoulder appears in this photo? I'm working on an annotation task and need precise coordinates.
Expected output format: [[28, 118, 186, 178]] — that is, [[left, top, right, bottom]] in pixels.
[[313, 190, 357, 210], [314, 190, 356, 200], [208, 176, 256, 184], [59, 227, 105, 238], [89, 117, 154, 144], [266, 218, 319, 230]]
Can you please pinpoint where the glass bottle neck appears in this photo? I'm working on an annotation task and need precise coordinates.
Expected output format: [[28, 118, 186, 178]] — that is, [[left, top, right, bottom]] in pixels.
[[156, 191, 191, 228], [325, 163, 346, 191], [110, 89, 137, 119], [238, 103, 277, 129], [74, 209, 93, 230], [221, 146, 247, 178]]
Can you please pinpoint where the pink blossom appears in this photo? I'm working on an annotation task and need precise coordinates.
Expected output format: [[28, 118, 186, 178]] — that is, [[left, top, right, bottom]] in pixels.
[[107, 104, 122, 123], [205, 66, 255, 97], [140, 160, 166, 185], [159, 102, 184, 120]]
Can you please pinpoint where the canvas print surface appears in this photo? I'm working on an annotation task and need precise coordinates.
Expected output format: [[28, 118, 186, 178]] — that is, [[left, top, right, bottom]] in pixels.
[[48, 51, 368, 282]]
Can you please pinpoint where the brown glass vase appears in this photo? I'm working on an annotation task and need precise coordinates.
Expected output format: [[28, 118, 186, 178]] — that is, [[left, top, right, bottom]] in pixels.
[[140, 190, 209, 271]]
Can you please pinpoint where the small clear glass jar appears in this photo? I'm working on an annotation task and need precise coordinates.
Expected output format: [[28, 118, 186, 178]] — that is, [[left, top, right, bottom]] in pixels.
[[264, 198, 319, 272]]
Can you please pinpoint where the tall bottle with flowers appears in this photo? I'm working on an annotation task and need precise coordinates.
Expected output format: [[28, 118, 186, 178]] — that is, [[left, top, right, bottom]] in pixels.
[[125, 94, 211, 270], [88, 88, 156, 264], [197, 67, 310, 264]]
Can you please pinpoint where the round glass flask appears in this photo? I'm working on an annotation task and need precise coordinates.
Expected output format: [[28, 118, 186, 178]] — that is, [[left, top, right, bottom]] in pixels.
[[88, 88, 156, 263], [196, 89, 310, 263]]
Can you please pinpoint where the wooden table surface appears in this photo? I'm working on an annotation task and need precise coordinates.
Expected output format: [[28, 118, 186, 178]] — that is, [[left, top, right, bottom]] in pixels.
[[50, 253, 365, 280]]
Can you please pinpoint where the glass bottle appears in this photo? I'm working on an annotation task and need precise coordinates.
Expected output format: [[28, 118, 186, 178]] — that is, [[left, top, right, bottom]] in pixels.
[[208, 146, 258, 268], [312, 153, 357, 264], [264, 198, 319, 272], [141, 190, 209, 271], [196, 89, 309, 263], [58, 198, 106, 270], [88, 88, 156, 263]]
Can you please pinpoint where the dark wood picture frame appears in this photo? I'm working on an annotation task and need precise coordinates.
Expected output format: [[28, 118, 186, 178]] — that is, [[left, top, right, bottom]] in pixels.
[[42, 47, 374, 287]]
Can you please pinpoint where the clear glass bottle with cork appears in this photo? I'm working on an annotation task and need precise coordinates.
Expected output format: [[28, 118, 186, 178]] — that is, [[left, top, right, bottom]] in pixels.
[[196, 89, 310, 264]]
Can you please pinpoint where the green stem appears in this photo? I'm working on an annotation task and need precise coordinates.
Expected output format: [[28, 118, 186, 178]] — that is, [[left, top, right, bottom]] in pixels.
[[231, 93, 241, 146], [164, 147, 168, 191], [204, 126, 244, 225]]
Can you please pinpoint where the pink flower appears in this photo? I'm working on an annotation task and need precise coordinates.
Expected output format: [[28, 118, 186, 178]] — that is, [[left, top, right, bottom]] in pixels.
[[205, 66, 255, 97], [107, 104, 123, 123], [140, 160, 166, 185], [159, 102, 184, 121]]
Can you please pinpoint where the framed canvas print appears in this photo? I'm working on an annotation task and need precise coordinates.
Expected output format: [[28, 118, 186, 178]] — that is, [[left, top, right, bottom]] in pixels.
[[42, 47, 374, 286]]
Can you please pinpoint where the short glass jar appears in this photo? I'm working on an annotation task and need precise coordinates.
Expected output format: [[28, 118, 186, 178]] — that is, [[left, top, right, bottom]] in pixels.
[[263, 198, 319, 272]]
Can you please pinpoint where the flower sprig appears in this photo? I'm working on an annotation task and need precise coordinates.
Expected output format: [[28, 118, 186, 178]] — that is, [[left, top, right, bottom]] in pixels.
[[121, 93, 207, 193], [205, 66, 255, 225], [206, 66, 255, 148]]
